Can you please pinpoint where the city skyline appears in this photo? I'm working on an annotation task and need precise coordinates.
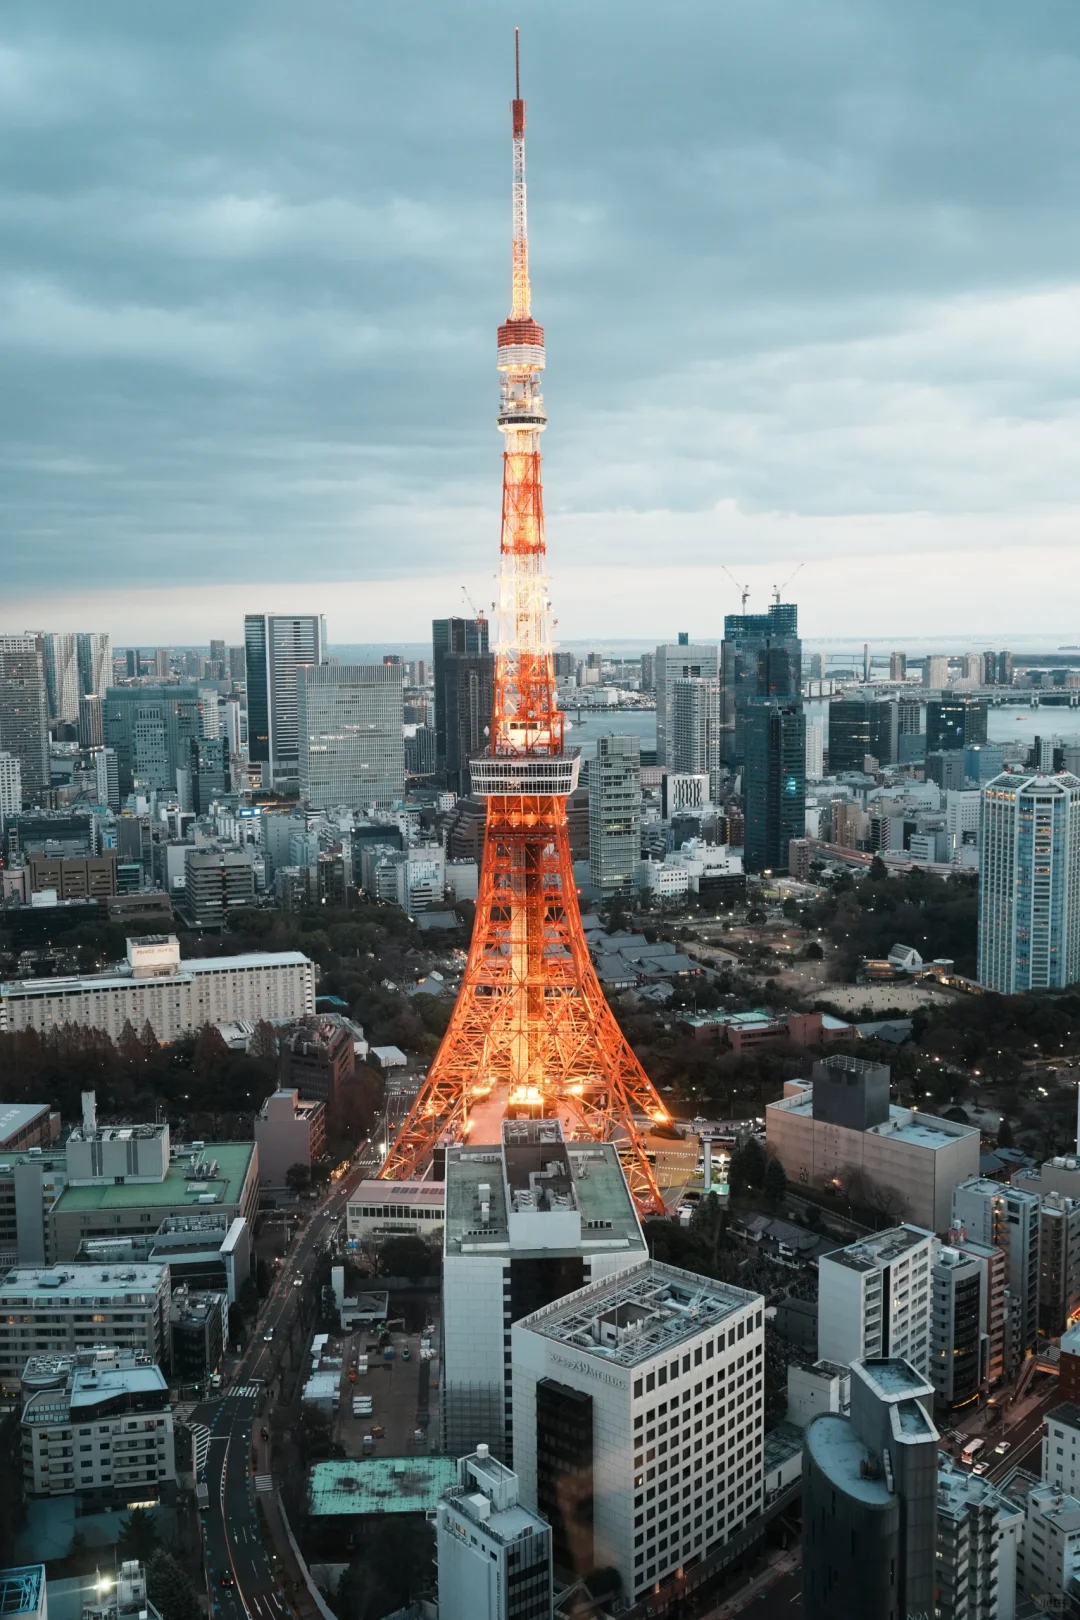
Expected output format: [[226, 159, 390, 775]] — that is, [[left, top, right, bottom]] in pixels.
[[4, 4, 1080, 640]]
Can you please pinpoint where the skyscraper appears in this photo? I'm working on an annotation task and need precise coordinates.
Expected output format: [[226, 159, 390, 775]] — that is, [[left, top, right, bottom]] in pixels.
[[297, 663, 404, 811], [0, 637, 48, 803], [588, 734, 641, 899], [76, 633, 112, 700], [432, 616, 491, 783], [243, 613, 326, 786], [827, 699, 872, 774], [654, 639, 719, 765], [0, 753, 21, 816], [743, 698, 805, 873], [189, 736, 230, 815], [803, 1358, 939, 1620], [927, 697, 988, 753], [91, 746, 120, 812], [41, 634, 80, 726], [889, 650, 907, 680], [441, 652, 495, 795], [720, 603, 801, 765], [670, 676, 723, 799], [978, 770, 1080, 993], [78, 693, 104, 750], [103, 685, 200, 795]]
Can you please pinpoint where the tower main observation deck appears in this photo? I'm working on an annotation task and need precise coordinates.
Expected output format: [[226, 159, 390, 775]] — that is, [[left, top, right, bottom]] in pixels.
[[380, 38, 669, 1212]]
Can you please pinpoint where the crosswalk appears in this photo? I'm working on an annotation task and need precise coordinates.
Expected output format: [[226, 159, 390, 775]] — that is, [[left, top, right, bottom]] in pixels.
[[254, 1474, 275, 1493], [190, 1423, 212, 1474], [229, 1383, 262, 1400]]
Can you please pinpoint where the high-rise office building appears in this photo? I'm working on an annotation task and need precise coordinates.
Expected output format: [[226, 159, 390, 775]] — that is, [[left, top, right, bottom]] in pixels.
[[654, 639, 720, 765], [103, 686, 201, 796], [743, 698, 805, 873], [670, 677, 723, 799], [720, 603, 800, 765], [817, 1225, 934, 1376], [930, 1238, 1006, 1411], [639, 651, 655, 694], [433, 616, 490, 778], [441, 1119, 647, 1465], [927, 697, 988, 753], [78, 693, 103, 749], [924, 655, 951, 688], [42, 633, 80, 726], [803, 1358, 939, 1620], [512, 1260, 765, 1605], [0, 637, 48, 802], [952, 1177, 1041, 1366], [405, 724, 436, 777], [76, 633, 112, 700], [153, 649, 170, 679], [0, 752, 21, 816], [297, 663, 404, 811], [889, 650, 907, 681], [588, 734, 641, 899], [436, 1448, 553, 1620], [91, 747, 120, 812], [243, 614, 326, 785], [827, 699, 872, 774], [441, 652, 495, 796], [805, 719, 824, 780], [978, 770, 1080, 993], [181, 845, 255, 929], [189, 736, 230, 815]]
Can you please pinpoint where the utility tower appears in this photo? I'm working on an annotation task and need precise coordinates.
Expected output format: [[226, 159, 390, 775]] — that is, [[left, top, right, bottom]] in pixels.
[[381, 38, 668, 1211]]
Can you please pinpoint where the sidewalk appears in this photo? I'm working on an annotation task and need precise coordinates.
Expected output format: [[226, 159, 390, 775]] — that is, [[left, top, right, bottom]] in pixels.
[[703, 1550, 801, 1619]]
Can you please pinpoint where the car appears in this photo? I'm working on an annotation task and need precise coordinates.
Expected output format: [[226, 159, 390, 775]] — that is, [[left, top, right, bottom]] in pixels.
[[972, 1462, 990, 1475], [220, 1573, 235, 1588], [263, 1331, 274, 1343], [401, 1347, 410, 1361], [293, 1276, 303, 1287], [993, 1442, 1011, 1455]]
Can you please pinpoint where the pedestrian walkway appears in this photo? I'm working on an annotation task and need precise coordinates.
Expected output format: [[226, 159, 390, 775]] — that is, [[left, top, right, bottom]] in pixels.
[[190, 1423, 212, 1475], [254, 1475, 274, 1493], [228, 1383, 262, 1399]]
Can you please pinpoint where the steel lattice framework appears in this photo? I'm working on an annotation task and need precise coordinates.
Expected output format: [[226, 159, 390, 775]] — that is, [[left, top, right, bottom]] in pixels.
[[381, 36, 669, 1212]]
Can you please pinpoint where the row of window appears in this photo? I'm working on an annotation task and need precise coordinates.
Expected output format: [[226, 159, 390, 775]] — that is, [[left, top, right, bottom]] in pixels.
[[631, 1313, 762, 1399]]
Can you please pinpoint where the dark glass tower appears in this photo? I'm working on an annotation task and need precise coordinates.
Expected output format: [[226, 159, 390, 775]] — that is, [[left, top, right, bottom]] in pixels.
[[432, 616, 491, 786], [743, 699, 806, 873], [927, 698, 988, 753], [721, 602, 801, 765]]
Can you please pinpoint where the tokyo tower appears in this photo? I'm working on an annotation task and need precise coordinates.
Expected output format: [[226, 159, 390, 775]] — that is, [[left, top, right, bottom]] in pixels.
[[381, 35, 669, 1212]]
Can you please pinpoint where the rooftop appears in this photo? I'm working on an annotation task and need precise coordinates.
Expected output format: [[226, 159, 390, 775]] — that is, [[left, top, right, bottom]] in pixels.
[[0, 951, 310, 999], [350, 1180, 445, 1208], [804, 1414, 893, 1505], [444, 1135, 644, 1255], [53, 1141, 254, 1213], [308, 1456, 457, 1517], [823, 1226, 933, 1275], [517, 1259, 760, 1367], [768, 1087, 979, 1149], [1046, 1402, 1080, 1434], [763, 1421, 804, 1473], [0, 1106, 49, 1144], [0, 1568, 44, 1619], [23, 1356, 167, 1423], [0, 1264, 166, 1302]]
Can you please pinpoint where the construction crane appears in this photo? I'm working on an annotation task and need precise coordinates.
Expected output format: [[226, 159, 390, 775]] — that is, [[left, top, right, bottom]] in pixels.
[[772, 564, 803, 604], [721, 565, 751, 612], [460, 585, 487, 626]]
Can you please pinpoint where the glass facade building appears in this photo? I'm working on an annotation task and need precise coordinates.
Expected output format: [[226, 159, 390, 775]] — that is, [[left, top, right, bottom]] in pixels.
[[297, 663, 404, 811], [978, 770, 1080, 992]]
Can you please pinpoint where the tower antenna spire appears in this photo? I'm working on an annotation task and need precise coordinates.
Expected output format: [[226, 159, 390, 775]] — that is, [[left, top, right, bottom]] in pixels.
[[515, 25, 520, 100]]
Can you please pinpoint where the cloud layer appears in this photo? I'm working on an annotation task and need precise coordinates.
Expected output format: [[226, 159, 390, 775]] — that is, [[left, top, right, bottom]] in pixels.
[[3, 0, 1080, 640]]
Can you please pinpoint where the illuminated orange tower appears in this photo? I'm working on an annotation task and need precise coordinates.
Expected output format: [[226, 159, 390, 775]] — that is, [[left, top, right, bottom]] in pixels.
[[381, 36, 668, 1211]]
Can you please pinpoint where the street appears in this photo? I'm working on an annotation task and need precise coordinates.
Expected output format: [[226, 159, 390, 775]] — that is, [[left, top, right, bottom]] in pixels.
[[195, 1154, 375, 1620]]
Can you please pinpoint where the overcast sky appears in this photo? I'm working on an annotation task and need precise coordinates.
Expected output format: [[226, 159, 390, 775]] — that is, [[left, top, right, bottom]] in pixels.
[[3, 1, 1080, 645]]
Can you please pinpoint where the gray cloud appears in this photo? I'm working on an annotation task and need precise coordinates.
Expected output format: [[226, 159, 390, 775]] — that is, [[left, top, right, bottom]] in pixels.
[[3, 0, 1080, 633]]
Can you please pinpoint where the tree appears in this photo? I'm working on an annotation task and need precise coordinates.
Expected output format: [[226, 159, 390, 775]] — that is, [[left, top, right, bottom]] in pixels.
[[285, 1162, 311, 1195], [227, 1302, 247, 1348], [118, 1507, 162, 1563], [805, 941, 824, 961], [379, 1234, 437, 1284], [869, 855, 888, 882], [146, 1552, 201, 1620], [250, 1019, 277, 1061], [997, 1115, 1015, 1150], [729, 1136, 767, 1195], [763, 1156, 788, 1206]]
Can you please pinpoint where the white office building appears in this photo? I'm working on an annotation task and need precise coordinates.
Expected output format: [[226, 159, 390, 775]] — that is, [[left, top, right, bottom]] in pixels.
[[297, 663, 404, 812], [437, 1446, 552, 1620], [244, 613, 326, 788], [442, 1119, 647, 1464], [805, 721, 824, 782], [978, 770, 1080, 992], [1013, 1478, 1080, 1610], [655, 642, 719, 766], [817, 1225, 934, 1376], [20, 1348, 175, 1499], [936, 1457, 1022, 1620], [952, 1178, 1041, 1365], [670, 678, 723, 801], [0, 1263, 171, 1390], [512, 1259, 765, 1604], [0, 934, 315, 1041], [348, 1180, 446, 1243], [0, 752, 21, 816]]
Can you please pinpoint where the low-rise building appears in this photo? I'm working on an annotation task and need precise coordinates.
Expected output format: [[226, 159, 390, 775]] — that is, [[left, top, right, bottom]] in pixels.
[[254, 1089, 326, 1192], [19, 1348, 174, 1501], [0, 934, 315, 1042], [1010, 1475, 1080, 1611], [278, 1015, 356, 1113], [677, 1008, 854, 1052], [0, 1264, 171, 1392], [168, 1286, 226, 1382], [436, 1447, 553, 1620], [347, 1180, 446, 1243], [766, 1056, 981, 1231], [0, 1567, 45, 1620], [76, 1213, 250, 1304]]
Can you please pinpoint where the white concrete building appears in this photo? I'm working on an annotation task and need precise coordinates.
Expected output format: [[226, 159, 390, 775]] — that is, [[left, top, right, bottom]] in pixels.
[[20, 1348, 174, 1499], [442, 1119, 647, 1465], [0, 1263, 171, 1391], [1042, 1403, 1080, 1499], [512, 1259, 765, 1605], [978, 770, 1080, 992], [1014, 1478, 1080, 1609], [765, 1061, 980, 1232], [0, 752, 21, 816], [347, 1180, 445, 1243], [0, 933, 315, 1040], [297, 662, 404, 812], [952, 1178, 1041, 1364], [936, 1458, 1022, 1620], [436, 1446, 552, 1620], [589, 734, 642, 899], [817, 1225, 934, 1375], [253, 1089, 326, 1191], [805, 721, 824, 782]]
